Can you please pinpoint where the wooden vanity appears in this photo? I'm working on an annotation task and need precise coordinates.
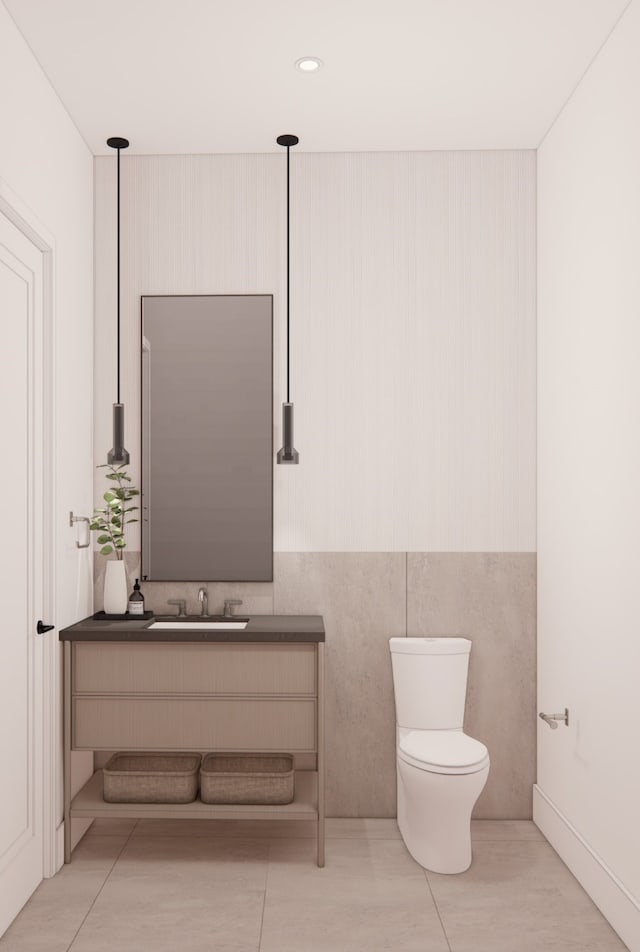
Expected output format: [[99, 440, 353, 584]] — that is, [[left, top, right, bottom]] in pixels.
[[60, 615, 325, 865]]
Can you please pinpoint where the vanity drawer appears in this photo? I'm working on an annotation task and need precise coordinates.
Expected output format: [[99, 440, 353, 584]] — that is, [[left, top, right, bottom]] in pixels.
[[72, 697, 316, 751], [73, 642, 316, 695]]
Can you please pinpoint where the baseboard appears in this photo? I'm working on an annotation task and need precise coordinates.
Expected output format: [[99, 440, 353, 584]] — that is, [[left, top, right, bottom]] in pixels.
[[50, 818, 93, 875], [533, 785, 639, 952]]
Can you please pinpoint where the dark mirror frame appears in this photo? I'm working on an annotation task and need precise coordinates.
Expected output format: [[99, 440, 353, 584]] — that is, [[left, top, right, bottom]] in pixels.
[[140, 294, 273, 581]]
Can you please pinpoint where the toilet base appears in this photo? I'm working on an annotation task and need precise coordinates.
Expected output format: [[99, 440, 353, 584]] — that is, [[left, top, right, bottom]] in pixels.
[[397, 757, 489, 874]]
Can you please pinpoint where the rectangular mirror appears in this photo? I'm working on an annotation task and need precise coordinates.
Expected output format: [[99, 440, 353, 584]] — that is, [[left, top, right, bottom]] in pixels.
[[141, 294, 273, 581]]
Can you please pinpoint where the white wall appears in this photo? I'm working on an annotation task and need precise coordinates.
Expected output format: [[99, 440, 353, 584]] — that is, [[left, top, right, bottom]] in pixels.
[[94, 149, 536, 552], [0, 2, 94, 863], [537, 1, 640, 947]]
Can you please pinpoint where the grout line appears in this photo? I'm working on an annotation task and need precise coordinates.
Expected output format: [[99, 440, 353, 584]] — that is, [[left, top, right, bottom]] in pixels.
[[257, 841, 270, 951], [405, 551, 408, 635], [424, 871, 453, 952], [472, 837, 545, 843], [65, 826, 136, 952]]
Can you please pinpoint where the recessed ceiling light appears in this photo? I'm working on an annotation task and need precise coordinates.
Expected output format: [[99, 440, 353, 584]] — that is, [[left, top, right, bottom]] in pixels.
[[295, 57, 323, 73]]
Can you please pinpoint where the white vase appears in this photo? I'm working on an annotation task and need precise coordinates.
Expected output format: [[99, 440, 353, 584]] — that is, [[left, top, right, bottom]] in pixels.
[[104, 560, 128, 615]]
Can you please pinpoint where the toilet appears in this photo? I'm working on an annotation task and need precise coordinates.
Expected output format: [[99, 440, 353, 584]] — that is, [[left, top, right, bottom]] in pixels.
[[389, 636, 490, 874]]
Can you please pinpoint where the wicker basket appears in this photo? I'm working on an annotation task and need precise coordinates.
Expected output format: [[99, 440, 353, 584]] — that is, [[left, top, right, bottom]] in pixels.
[[103, 752, 201, 803], [200, 753, 294, 805]]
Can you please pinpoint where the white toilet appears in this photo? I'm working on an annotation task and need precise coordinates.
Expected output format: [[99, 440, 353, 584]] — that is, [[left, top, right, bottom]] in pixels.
[[389, 636, 490, 874]]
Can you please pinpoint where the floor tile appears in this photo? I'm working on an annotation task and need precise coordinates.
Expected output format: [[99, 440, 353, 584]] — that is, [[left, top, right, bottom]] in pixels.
[[1, 822, 629, 952], [85, 818, 138, 837], [69, 890, 264, 952], [326, 818, 401, 839], [428, 840, 628, 952], [0, 836, 127, 952], [260, 837, 449, 952], [471, 819, 544, 841], [67, 836, 268, 952], [102, 835, 268, 889]]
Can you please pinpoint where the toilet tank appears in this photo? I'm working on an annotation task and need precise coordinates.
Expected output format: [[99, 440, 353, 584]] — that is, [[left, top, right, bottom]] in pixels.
[[389, 637, 471, 730]]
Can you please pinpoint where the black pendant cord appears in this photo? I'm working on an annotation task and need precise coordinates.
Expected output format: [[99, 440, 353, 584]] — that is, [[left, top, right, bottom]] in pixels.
[[277, 133, 298, 404], [116, 144, 121, 404], [107, 136, 129, 404], [286, 142, 290, 404]]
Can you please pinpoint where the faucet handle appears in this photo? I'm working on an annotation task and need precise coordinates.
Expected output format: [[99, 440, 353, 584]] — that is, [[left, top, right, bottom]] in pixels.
[[224, 598, 243, 617], [168, 598, 187, 617]]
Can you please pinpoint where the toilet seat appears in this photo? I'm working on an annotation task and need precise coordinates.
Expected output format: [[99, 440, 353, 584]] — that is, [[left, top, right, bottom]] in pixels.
[[398, 729, 489, 775]]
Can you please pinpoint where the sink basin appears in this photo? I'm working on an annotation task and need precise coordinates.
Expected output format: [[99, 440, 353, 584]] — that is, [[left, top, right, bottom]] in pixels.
[[148, 620, 248, 631]]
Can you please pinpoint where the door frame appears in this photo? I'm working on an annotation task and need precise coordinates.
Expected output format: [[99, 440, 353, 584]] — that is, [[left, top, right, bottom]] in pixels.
[[0, 178, 58, 878]]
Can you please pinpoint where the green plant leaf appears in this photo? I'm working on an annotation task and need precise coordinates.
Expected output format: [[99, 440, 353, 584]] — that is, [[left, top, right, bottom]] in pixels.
[[126, 519, 138, 524], [97, 534, 111, 544], [103, 490, 116, 502], [100, 545, 114, 555]]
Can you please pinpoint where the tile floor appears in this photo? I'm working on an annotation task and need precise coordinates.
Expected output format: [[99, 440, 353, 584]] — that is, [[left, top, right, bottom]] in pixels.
[[0, 819, 628, 952]]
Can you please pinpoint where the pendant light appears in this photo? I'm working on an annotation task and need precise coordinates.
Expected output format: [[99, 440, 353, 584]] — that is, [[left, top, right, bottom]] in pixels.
[[276, 133, 300, 464], [106, 136, 130, 466]]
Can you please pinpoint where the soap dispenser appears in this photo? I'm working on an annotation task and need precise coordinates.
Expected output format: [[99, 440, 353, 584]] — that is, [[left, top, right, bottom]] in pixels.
[[128, 578, 145, 616]]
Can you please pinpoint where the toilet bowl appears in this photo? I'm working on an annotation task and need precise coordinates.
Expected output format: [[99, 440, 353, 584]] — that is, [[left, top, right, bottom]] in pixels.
[[397, 728, 489, 873], [389, 637, 490, 874]]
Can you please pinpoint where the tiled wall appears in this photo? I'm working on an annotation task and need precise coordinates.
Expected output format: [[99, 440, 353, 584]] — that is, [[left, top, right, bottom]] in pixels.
[[95, 551, 536, 819]]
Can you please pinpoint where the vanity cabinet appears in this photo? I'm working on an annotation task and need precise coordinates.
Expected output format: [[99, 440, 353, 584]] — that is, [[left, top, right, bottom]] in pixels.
[[61, 617, 325, 866]]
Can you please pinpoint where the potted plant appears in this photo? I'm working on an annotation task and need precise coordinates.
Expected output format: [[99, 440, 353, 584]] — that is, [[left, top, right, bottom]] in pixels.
[[90, 464, 139, 614]]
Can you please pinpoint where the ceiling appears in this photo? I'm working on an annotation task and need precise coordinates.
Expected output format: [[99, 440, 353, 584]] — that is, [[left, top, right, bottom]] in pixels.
[[4, 0, 632, 155]]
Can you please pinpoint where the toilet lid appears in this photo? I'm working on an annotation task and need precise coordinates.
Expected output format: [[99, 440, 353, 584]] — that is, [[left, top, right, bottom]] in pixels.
[[399, 730, 489, 770]]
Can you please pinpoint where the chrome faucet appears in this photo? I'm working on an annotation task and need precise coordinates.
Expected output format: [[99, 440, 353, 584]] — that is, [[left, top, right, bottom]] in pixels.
[[224, 598, 243, 618], [198, 587, 209, 617]]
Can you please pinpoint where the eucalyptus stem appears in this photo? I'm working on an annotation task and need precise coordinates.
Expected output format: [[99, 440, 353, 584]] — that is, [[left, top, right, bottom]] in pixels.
[[90, 463, 139, 559]]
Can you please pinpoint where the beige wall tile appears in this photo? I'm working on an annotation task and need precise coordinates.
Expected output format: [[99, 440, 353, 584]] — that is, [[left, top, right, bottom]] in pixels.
[[407, 553, 537, 818], [274, 553, 406, 817], [94, 552, 273, 616], [91, 550, 535, 821]]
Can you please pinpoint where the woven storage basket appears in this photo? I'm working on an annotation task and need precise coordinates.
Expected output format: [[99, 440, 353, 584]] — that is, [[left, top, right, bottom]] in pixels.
[[200, 753, 294, 804], [103, 752, 201, 803]]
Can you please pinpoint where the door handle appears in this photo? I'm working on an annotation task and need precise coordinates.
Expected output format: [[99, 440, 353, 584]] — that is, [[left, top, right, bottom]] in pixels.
[[36, 620, 54, 635]]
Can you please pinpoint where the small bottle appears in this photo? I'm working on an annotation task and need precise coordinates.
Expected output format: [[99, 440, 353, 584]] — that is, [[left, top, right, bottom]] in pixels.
[[128, 578, 145, 616]]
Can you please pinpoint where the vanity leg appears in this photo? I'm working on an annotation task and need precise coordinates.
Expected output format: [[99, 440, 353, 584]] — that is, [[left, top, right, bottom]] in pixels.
[[63, 641, 72, 863], [317, 642, 325, 868]]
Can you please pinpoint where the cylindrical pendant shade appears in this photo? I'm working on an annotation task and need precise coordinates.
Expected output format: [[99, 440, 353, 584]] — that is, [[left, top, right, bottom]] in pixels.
[[277, 402, 299, 464], [107, 403, 130, 466]]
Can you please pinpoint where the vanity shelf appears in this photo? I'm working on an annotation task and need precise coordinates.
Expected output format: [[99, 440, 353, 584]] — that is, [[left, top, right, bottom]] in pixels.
[[72, 769, 319, 820], [61, 615, 325, 866]]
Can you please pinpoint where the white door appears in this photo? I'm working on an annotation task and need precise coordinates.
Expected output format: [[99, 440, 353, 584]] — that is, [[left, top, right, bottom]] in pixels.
[[0, 211, 46, 934]]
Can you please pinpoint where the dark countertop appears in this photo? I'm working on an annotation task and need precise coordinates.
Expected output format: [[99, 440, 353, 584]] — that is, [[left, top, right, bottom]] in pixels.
[[59, 614, 325, 643]]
